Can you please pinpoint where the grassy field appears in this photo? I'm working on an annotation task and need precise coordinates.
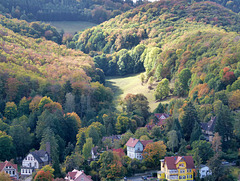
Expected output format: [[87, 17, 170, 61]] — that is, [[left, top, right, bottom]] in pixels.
[[46, 21, 97, 34], [106, 73, 173, 112]]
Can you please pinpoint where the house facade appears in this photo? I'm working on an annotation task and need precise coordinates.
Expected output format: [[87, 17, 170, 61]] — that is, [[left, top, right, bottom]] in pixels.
[[201, 117, 216, 142], [157, 156, 195, 181], [0, 161, 19, 180], [21, 150, 50, 177], [125, 137, 153, 160], [199, 165, 211, 178], [65, 169, 93, 181]]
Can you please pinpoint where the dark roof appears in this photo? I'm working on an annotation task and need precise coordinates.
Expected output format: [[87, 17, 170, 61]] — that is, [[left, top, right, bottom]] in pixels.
[[30, 150, 49, 163], [91, 146, 98, 155], [164, 156, 195, 169], [0, 161, 18, 171], [201, 117, 216, 132]]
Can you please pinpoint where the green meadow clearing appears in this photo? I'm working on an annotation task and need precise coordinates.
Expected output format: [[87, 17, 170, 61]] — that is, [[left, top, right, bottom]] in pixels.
[[106, 73, 174, 112], [46, 21, 97, 34]]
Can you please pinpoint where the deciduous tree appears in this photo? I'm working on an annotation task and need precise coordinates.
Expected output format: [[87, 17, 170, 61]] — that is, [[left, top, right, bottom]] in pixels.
[[154, 78, 170, 100], [142, 141, 166, 168]]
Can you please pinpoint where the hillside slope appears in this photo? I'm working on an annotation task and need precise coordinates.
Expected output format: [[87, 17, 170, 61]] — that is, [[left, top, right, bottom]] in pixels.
[[74, 0, 240, 108]]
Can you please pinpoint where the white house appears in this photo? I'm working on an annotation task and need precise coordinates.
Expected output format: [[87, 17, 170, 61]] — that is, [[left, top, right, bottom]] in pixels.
[[21, 149, 50, 177], [0, 161, 19, 180], [125, 137, 153, 160], [199, 165, 212, 178]]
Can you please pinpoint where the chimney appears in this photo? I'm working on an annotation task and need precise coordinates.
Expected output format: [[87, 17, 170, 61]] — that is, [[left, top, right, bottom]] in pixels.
[[46, 142, 51, 156]]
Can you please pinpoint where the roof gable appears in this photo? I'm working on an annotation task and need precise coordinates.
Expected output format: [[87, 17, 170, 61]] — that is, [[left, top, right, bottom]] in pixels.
[[164, 156, 195, 169], [125, 137, 141, 148], [0, 161, 18, 171]]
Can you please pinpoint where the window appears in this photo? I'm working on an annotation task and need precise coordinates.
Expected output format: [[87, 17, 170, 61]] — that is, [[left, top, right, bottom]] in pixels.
[[35, 162, 37, 167], [187, 169, 191, 172], [180, 169, 185, 173], [182, 176, 186, 179], [187, 175, 192, 178], [13, 171, 15, 175], [22, 170, 24, 173], [179, 176, 182, 179]]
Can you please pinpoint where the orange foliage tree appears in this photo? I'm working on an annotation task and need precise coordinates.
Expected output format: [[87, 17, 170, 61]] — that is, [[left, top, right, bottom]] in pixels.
[[34, 170, 53, 181], [142, 141, 167, 168]]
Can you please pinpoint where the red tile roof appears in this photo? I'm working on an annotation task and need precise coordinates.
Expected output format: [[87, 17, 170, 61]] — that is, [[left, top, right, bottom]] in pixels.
[[0, 161, 18, 171], [164, 156, 195, 169], [140, 140, 153, 148], [125, 137, 140, 147], [68, 171, 77, 179]]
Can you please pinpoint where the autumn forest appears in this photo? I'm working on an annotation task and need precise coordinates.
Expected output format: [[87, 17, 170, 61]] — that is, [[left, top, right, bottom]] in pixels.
[[0, 0, 240, 180]]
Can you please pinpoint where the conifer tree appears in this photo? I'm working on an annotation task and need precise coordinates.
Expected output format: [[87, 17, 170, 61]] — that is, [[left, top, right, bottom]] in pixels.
[[190, 121, 202, 143], [180, 102, 199, 141]]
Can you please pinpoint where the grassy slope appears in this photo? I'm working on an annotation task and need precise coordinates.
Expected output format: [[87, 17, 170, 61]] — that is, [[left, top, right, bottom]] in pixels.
[[47, 21, 97, 34], [106, 73, 174, 112]]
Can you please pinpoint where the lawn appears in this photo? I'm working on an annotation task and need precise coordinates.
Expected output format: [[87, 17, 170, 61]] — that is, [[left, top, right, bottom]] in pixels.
[[106, 73, 173, 112], [45, 21, 97, 34]]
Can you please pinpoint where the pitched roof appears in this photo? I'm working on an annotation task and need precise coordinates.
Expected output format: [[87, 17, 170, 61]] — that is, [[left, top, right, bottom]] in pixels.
[[155, 113, 171, 126], [140, 140, 153, 148], [67, 169, 92, 181], [29, 150, 49, 163], [125, 137, 141, 147], [0, 161, 18, 171], [201, 117, 216, 132], [164, 156, 195, 169]]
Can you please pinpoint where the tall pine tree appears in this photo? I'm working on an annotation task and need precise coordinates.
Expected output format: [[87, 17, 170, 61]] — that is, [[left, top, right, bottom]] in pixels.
[[180, 102, 199, 141]]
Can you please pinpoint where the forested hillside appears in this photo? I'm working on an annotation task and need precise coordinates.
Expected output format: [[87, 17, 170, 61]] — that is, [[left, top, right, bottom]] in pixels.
[[0, 0, 240, 180], [0, 0, 145, 23]]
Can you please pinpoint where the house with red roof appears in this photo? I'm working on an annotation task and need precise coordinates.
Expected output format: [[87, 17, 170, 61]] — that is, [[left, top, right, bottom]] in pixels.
[[125, 137, 153, 160], [65, 169, 93, 181], [0, 160, 19, 180], [145, 113, 171, 130], [157, 156, 195, 180]]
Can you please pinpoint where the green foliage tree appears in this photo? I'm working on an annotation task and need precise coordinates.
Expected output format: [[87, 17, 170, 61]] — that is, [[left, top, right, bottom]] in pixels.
[[88, 126, 100, 145], [214, 103, 233, 150], [122, 93, 150, 120], [167, 130, 179, 152], [192, 140, 214, 164], [134, 127, 149, 139], [155, 63, 163, 81], [40, 128, 61, 178], [207, 154, 223, 181], [0, 131, 15, 161], [180, 102, 199, 141], [82, 138, 94, 160], [9, 122, 32, 157], [38, 96, 53, 113], [190, 122, 202, 143], [179, 68, 192, 91], [63, 152, 85, 173], [4, 102, 17, 120], [154, 78, 170, 100], [151, 126, 162, 139]]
